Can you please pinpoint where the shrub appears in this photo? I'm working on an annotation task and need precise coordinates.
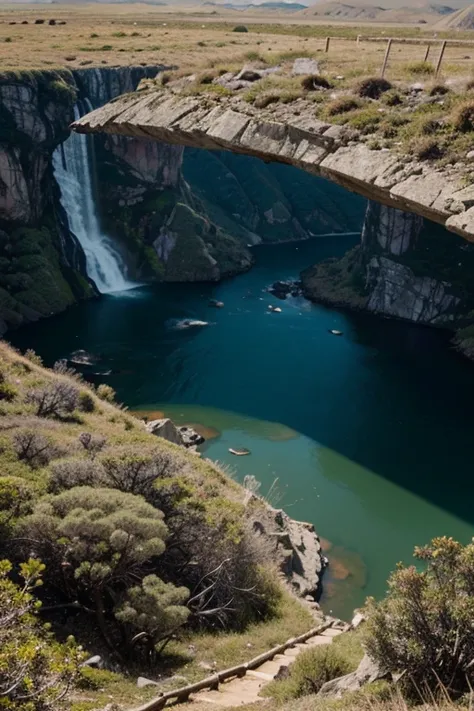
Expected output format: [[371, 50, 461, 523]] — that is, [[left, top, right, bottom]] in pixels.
[[13, 429, 58, 468], [78, 431, 106, 456], [382, 90, 403, 107], [115, 575, 190, 658], [78, 390, 95, 413], [254, 92, 280, 109], [233, 25, 248, 32], [429, 83, 450, 96], [410, 136, 443, 160], [405, 61, 434, 76], [466, 78, 474, 92], [26, 381, 80, 418], [48, 457, 105, 492], [451, 100, 474, 133], [366, 536, 474, 699], [356, 76, 392, 99], [264, 645, 353, 702], [0, 477, 34, 537], [24, 348, 43, 366], [324, 96, 362, 117], [0, 379, 17, 401], [99, 447, 178, 495], [301, 74, 331, 91], [0, 558, 82, 708], [348, 108, 381, 133], [96, 383, 116, 403], [19, 487, 168, 651]]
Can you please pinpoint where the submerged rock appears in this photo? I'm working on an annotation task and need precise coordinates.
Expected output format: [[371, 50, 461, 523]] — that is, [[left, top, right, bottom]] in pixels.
[[229, 447, 251, 456], [267, 279, 303, 300], [208, 299, 224, 308], [69, 349, 100, 366]]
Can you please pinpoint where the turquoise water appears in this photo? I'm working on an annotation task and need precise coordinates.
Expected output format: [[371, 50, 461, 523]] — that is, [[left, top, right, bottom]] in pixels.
[[9, 235, 474, 620]]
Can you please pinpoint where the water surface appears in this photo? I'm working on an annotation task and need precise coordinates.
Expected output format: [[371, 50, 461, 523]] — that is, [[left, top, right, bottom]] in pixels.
[[10, 235, 474, 619]]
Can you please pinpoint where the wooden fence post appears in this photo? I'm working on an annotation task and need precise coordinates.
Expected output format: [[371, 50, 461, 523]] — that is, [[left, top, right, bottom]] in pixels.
[[435, 40, 447, 77], [381, 38, 393, 78], [424, 43, 430, 62], [356, 34, 361, 46], [325, 36, 330, 53]]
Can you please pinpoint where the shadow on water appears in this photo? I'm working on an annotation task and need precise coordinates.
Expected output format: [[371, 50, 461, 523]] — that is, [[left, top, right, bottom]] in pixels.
[[8, 234, 474, 616]]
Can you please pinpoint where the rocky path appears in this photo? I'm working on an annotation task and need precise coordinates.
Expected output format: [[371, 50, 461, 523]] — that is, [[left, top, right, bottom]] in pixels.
[[189, 626, 343, 708]]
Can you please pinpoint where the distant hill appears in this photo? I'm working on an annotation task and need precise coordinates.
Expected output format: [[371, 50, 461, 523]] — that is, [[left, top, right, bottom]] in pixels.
[[297, 1, 384, 19], [295, 0, 459, 21], [203, 1, 307, 9], [434, 3, 474, 26]]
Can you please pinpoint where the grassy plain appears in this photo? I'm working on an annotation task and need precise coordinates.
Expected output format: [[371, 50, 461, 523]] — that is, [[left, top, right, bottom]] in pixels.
[[2, 3, 474, 81]]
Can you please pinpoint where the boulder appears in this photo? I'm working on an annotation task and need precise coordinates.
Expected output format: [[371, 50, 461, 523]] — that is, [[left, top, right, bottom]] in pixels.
[[146, 418, 185, 446], [318, 654, 389, 698], [82, 655, 102, 668], [292, 58, 320, 76], [179, 426, 205, 447], [146, 419, 206, 448], [137, 677, 159, 688]]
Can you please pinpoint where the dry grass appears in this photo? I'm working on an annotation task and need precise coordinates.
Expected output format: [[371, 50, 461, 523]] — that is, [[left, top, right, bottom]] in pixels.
[[2, 4, 474, 82]]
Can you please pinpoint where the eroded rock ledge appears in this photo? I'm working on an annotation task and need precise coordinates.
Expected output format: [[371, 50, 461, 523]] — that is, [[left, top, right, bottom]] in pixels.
[[74, 89, 474, 243]]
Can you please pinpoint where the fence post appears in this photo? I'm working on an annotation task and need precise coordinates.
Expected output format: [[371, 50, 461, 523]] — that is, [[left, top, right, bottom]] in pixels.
[[381, 38, 393, 78], [435, 40, 447, 77], [424, 43, 430, 62], [325, 36, 330, 53], [356, 34, 361, 46]]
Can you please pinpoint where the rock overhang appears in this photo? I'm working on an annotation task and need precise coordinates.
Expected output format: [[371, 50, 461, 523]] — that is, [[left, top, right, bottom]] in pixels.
[[72, 88, 474, 243]]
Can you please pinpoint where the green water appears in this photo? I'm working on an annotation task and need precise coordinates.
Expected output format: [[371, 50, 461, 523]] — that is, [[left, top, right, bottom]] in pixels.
[[9, 235, 474, 620]]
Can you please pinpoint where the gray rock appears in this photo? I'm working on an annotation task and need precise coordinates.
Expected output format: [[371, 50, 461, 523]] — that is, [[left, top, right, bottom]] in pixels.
[[318, 654, 388, 698], [82, 655, 102, 668], [178, 426, 205, 447], [292, 58, 320, 76], [351, 611, 365, 629], [146, 418, 184, 446], [137, 677, 159, 688]]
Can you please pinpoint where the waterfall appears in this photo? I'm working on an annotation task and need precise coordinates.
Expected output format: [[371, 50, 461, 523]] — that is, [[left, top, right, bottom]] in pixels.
[[53, 104, 135, 294]]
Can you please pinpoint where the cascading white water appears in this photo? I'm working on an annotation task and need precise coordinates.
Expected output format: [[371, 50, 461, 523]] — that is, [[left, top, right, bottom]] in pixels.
[[53, 104, 135, 294]]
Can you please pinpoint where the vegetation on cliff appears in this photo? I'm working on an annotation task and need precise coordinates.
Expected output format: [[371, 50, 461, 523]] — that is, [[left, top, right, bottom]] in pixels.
[[0, 342, 315, 710]]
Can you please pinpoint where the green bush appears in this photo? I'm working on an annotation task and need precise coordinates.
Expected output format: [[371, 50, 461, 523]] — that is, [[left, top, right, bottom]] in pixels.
[[410, 136, 443, 160], [366, 536, 474, 699], [404, 61, 434, 76], [0, 380, 17, 401], [324, 96, 362, 117], [301, 74, 331, 91], [78, 390, 95, 413], [264, 645, 353, 702], [0, 558, 82, 708], [451, 100, 474, 133], [233, 25, 248, 32], [96, 383, 116, 403]]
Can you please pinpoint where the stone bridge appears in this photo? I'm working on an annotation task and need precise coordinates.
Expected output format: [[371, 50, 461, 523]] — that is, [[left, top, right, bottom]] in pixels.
[[73, 88, 474, 243]]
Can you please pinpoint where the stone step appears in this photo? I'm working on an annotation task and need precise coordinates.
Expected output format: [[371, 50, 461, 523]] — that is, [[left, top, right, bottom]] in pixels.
[[246, 670, 274, 682], [304, 635, 333, 647], [255, 660, 286, 676], [321, 628, 343, 638]]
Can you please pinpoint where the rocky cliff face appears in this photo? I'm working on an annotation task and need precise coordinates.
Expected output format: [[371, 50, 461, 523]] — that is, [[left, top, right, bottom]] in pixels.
[[302, 201, 474, 330], [94, 132, 363, 283], [0, 69, 94, 334]]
